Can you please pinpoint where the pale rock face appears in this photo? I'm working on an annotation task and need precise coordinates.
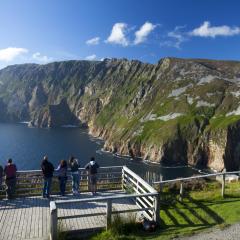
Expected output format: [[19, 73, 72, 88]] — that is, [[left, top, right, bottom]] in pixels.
[[196, 100, 215, 108], [226, 105, 240, 116], [158, 113, 184, 121], [197, 75, 217, 85], [230, 91, 240, 97], [208, 139, 225, 171], [168, 84, 193, 98]]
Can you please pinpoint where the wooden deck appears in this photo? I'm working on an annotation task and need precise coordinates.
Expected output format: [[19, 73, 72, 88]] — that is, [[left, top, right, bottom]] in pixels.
[[0, 190, 139, 240]]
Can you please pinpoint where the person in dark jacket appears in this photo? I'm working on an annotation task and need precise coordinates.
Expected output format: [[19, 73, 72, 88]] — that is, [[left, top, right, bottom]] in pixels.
[[0, 164, 3, 189], [4, 158, 17, 199], [69, 156, 80, 195], [85, 157, 99, 195], [41, 156, 54, 198], [56, 160, 68, 196]]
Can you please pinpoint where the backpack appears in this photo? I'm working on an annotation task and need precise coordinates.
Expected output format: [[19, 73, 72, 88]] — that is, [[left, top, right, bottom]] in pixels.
[[89, 163, 98, 175], [5, 164, 17, 179]]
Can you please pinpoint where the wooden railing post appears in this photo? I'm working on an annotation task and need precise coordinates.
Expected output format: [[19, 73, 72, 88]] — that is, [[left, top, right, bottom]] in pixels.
[[222, 173, 226, 198], [106, 199, 112, 230], [153, 193, 160, 224], [50, 201, 58, 240], [179, 181, 184, 202]]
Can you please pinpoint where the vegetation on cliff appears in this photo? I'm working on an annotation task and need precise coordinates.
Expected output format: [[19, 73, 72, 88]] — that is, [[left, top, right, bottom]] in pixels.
[[1, 57, 240, 169]]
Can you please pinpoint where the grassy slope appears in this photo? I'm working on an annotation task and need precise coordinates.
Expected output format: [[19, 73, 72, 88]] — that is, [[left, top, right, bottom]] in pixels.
[[90, 182, 240, 240]]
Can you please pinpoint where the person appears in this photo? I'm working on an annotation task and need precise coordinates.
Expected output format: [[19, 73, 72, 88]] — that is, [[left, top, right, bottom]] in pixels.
[[57, 160, 68, 196], [4, 159, 17, 199], [69, 156, 80, 195], [0, 164, 4, 189], [85, 157, 99, 195], [41, 156, 54, 198]]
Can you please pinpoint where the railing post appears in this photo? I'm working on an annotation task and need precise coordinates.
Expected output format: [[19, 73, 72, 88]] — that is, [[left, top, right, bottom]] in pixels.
[[179, 181, 184, 202], [222, 173, 226, 198], [122, 167, 125, 191], [153, 193, 160, 224], [106, 199, 112, 230], [50, 201, 58, 240]]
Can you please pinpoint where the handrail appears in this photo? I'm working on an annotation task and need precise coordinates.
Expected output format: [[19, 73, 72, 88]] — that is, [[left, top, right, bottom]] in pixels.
[[55, 192, 158, 205], [123, 166, 157, 193], [153, 170, 240, 184], [17, 165, 123, 174]]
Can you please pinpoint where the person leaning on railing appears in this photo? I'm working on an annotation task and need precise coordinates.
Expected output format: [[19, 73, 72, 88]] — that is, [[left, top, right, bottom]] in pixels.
[[85, 157, 99, 195], [41, 156, 54, 198], [56, 160, 68, 196], [69, 156, 80, 195], [4, 158, 17, 200]]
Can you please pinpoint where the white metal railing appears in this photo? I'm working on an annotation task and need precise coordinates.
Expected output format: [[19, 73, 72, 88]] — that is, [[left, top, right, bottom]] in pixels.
[[153, 170, 240, 200], [49, 166, 160, 240], [122, 166, 159, 220], [0, 166, 123, 197]]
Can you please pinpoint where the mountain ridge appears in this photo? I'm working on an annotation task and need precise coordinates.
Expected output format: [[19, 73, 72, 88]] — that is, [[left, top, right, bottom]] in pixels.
[[1, 57, 240, 171]]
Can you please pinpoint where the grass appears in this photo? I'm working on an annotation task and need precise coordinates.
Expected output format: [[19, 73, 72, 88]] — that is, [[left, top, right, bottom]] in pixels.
[[89, 180, 240, 240]]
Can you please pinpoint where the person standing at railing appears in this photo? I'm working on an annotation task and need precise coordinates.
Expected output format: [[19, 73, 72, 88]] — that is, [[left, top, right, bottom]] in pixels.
[[41, 156, 54, 198], [4, 158, 17, 200], [56, 160, 68, 196], [85, 157, 99, 195], [69, 156, 80, 195], [0, 164, 3, 189]]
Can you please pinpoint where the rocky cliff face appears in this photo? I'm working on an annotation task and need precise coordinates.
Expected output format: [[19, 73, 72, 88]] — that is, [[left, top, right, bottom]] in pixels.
[[1, 58, 240, 170]]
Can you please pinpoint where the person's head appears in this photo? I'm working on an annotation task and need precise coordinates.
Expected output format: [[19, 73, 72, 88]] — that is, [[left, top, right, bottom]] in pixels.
[[43, 156, 48, 161], [8, 158, 12, 164], [90, 157, 95, 165], [69, 155, 75, 163], [60, 159, 67, 168]]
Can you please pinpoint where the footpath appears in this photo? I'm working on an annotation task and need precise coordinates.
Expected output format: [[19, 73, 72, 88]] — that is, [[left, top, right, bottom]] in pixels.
[[175, 223, 240, 240]]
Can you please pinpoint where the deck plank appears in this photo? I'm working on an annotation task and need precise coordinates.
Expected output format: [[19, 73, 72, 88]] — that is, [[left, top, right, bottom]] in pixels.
[[0, 190, 140, 240]]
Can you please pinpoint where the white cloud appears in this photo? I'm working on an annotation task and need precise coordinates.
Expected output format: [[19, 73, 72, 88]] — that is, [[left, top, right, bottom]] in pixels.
[[167, 26, 187, 49], [0, 47, 28, 62], [106, 23, 129, 46], [32, 52, 52, 63], [85, 54, 97, 60], [134, 22, 156, 45], [190, 21, 240, 38], [86, 37, 100, 45], [160, 26, 187, 49]]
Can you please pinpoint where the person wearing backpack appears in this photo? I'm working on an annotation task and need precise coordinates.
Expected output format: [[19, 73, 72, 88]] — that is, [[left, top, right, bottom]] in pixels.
[[4, 159, 17, 199], [85, 157, 99, 195], [69, 156, 80, 195], [41, 156, 54, 198]]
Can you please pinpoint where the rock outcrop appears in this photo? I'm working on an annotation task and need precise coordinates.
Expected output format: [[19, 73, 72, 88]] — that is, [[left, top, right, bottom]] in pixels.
[[29, 98, 80, 128], [1, 58, 240, 170]]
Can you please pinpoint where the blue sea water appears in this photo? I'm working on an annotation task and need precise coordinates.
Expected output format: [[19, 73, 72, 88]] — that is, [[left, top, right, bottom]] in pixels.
[[0, 123, 199, 182]]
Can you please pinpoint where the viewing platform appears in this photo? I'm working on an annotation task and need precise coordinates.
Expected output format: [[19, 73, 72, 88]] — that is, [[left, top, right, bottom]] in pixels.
[[0, 166, 160, 240]]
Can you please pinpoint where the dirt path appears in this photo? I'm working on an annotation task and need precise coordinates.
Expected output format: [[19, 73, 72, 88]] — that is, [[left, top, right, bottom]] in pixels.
[[175, 223, 240, 240]]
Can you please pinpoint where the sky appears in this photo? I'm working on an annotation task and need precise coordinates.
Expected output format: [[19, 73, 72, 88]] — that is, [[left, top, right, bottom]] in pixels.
[[0, 0, 240, 69]]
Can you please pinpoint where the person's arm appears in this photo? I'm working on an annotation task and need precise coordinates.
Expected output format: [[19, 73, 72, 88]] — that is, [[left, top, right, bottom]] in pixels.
[[85, 163, 89, 170], [56, 165, 60, 171]]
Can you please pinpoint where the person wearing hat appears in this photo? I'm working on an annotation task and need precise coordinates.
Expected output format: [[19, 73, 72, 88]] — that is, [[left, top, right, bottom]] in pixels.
[[41, 156, 54, 198]]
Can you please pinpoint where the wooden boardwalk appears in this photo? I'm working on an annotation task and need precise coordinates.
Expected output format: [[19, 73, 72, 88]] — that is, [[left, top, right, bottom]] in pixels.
[[0, 191, 139, 240]]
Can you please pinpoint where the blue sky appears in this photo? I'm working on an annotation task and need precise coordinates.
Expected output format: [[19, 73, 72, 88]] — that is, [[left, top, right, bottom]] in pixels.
[[0, 0, 240, 69]]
